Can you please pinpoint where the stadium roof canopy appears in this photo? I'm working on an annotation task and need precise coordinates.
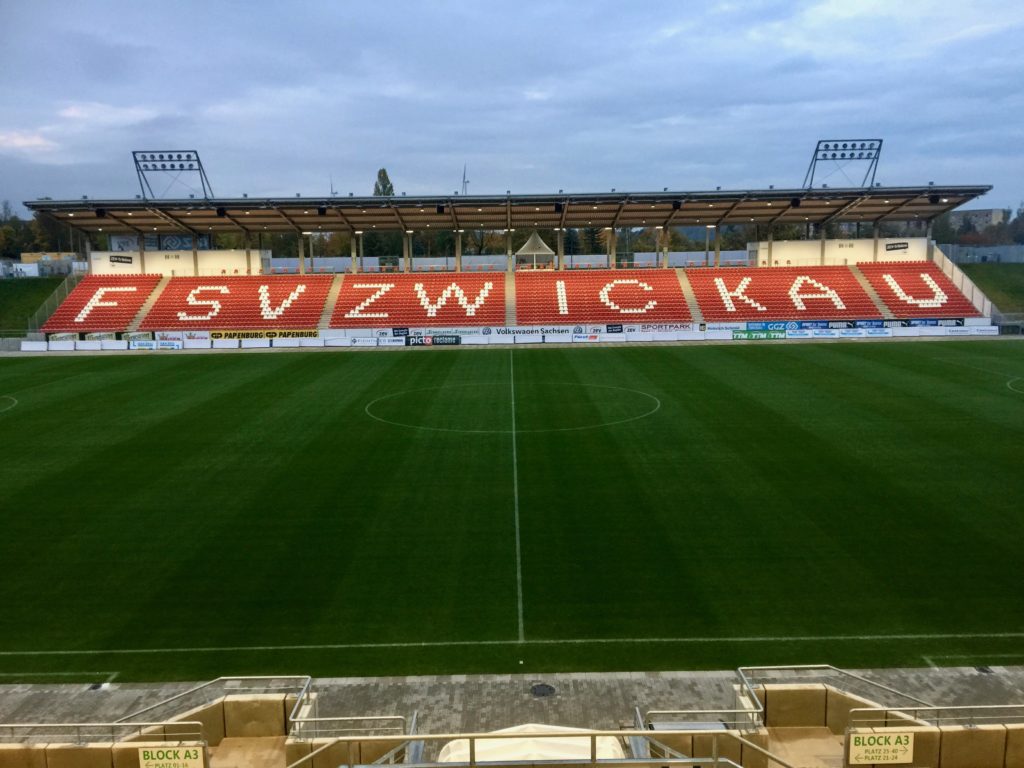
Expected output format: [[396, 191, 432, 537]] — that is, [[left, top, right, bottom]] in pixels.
[[24, 184, 990, 236]]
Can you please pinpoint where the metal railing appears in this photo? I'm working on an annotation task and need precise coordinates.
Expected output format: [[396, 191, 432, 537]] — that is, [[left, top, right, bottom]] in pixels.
[[117, 676, 311, 726], [283, 727, 798, 768], [0, 720, 203, 745], [637, 679, 763, 733], [738, 665, 931, 712], [850, 703, 1024, 729], [932, 245, 993, 317], [26, 272, 85, 332]]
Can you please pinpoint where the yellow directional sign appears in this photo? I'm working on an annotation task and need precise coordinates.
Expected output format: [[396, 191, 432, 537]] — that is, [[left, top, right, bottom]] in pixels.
[[849, 732, 914, 765], [138, 746, 204, 768]]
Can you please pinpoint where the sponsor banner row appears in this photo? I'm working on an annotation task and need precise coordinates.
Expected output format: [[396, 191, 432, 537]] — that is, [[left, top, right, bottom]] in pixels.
[[745, 318, 966, 331], [38, 326, 1000, 352]]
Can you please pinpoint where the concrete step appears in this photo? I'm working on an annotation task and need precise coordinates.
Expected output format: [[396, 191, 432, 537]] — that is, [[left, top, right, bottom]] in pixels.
[[127, 276, 170, 332], [675, 269, 704, 324], [505, 270, 516, 326], [319, 273, 346, 328], [849, 264, 894, 319]]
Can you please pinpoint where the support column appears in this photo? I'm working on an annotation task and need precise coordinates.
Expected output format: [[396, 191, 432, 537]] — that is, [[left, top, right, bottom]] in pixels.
[[298, 233, 306, 275], [926, 220, 935, 261], [455, 231, 462, 272], [403, 232, 412, 273], [767, 227, 774, 267], [139, 235, 147, 275], [660, 229, 669, 269], [556, 230, 565, 271], [192, 240, 199, 276], [819, 224, 826, 265], [872, 222, 880, 262], [350, 233, 359, 273], [506, 231, 513, 273], [714, 226, 721, 268], [85, 235, 93, 274], [704, 227, 710, 266], [244, 231, 252, 274], [609, 229, 617, 269]]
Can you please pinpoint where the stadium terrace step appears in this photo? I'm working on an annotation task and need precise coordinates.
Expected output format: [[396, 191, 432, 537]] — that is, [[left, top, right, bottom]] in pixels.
[[686, 266, 884, 322], [849, 265, 895, 320], [505, 271, 516, 326], [330, 273, 505, 327], [857, 261, 982, 318], [319, 273, 346, 328], [515, 269, 691, 325], [41, 275, 164, 333], [675, 268, 704, 324], [139, 275, 334, 331], [128, 275, 171, 332]]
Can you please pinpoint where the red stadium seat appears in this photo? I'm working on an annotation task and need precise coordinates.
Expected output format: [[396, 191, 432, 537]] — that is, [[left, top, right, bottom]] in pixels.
[[857, 261, 981, 318], [331, 273, 504, 327], [42, 275, 163, 333], [515, 269, 690, 324], [139, 275, 333, 330], [687, 266, 882, 321]]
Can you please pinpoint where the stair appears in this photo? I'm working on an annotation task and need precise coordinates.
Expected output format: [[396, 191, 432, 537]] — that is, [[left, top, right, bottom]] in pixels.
[[127, 276, 170, 332], [505, 270, 516, 326], [675, 269, 704, 324], [849, 265, 894, 319], [319, 273, 346, 328]]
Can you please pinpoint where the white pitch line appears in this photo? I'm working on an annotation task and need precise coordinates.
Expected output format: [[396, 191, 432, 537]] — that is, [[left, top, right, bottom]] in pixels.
[[510, 349, 525, 642], [0, 671, 120, 682], [2, 632, 1023, 657], [0, 395, 17, 413]]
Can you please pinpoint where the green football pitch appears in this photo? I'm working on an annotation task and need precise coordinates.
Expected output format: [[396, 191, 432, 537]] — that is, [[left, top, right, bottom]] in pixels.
[[1, 340, 1023, 682]]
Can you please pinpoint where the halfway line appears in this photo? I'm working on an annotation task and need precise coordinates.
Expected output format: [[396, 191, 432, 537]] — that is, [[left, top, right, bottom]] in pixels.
[[510, 349, 525, 642]]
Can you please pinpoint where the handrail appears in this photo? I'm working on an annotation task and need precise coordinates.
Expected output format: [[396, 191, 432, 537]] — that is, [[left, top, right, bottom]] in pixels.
[[738, 665, 932, 709], [0, 720, 205, 745], [117, 676, 311, 724], [639, 671, 764, 731], [850, 703, 1024, 728], [282, 727, 798, 768]]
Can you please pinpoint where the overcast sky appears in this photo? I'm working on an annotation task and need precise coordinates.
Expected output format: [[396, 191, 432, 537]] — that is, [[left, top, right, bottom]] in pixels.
[[1, 0, 1023, 215]]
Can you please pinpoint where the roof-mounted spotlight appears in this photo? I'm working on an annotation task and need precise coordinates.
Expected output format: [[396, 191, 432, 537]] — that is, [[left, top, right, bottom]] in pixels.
[[791, 198, 801, 208], [95, 208, 107, 218], [216, 207, 227, 217], [317, 206, 327, 216]]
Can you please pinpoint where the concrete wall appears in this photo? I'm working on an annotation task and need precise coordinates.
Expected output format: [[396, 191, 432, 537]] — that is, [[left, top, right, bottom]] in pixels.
[[90, 251, 268, 276], [749, 238, 928, 267], [764, 684, 828, 727]]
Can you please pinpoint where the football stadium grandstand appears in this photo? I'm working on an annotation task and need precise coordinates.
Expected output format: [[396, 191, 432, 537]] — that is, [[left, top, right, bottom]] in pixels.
[[17, 180, 1000, 349], [3, 161, 1024, 768]]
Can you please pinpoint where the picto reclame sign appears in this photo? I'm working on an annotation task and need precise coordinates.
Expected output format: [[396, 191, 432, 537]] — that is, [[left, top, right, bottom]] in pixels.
[[848, 732, 914, 765]]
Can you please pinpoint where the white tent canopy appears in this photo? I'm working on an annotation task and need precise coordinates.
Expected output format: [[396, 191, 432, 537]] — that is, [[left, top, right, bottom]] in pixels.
[[438, 723, 626, 763], [515, 231, 555, 257]]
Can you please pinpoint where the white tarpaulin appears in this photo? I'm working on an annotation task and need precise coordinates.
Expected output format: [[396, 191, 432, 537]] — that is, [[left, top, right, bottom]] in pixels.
[[438, 723, 625, 763]]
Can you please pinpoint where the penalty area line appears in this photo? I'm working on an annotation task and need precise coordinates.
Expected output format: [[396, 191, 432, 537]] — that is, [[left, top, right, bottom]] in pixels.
[[2, 632, 1024, 657]]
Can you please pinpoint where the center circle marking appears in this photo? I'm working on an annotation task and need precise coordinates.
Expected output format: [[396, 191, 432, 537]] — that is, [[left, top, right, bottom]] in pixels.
[[364, 382, 660, 434]]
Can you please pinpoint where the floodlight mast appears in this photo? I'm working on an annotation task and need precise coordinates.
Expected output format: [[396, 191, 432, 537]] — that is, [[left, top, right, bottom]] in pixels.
[[132, 150, 215, 200], [803, 139, 882, 189]]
